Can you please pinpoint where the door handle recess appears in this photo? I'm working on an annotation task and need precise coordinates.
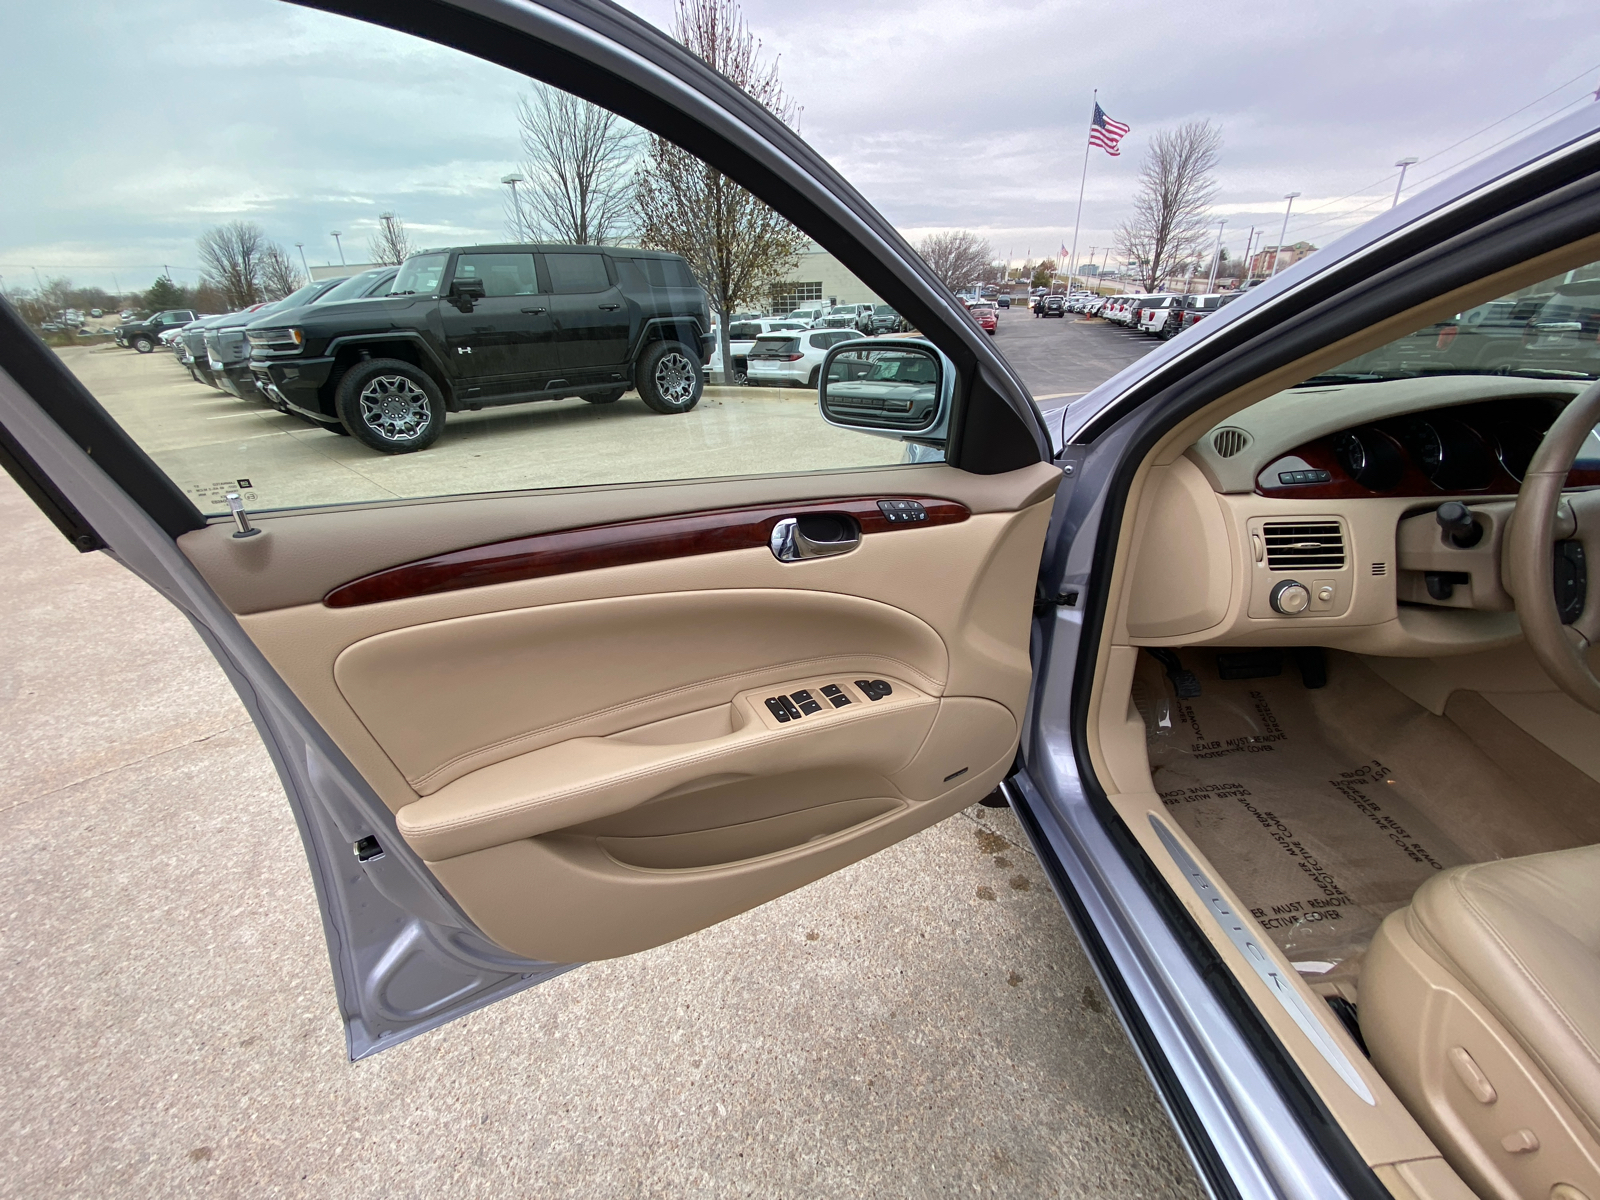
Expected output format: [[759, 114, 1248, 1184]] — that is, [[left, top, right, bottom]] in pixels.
[[521, 306, 547, 314], [769, 515, 860, 562], [598, 303, 622, 311]]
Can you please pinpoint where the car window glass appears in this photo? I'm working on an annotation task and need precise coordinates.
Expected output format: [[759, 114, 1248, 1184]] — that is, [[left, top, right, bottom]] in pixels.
[[390, 253, 448, 296], [454, 253, 539, 297], [9, 0, 936, 516], [543, 252, 609, 294]]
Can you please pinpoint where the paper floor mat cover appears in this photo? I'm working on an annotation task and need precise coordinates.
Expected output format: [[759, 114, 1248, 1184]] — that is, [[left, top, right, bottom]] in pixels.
[[1134, 651, 1470, 970]]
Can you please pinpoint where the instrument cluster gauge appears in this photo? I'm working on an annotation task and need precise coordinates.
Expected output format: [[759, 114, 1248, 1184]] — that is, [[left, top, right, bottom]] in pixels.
[[1398, 417, 1493, 491], [1492, 422, 1545, 481], [1331, 427, 1404, 491]]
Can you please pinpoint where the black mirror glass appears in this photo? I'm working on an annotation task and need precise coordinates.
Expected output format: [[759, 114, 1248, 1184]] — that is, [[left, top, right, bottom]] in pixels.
[[820, 342, 943, 435]]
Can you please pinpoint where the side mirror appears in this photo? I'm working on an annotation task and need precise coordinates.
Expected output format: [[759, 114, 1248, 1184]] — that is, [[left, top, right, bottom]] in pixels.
[[448, 276, 486, 312], [818, 339, 950, 444]]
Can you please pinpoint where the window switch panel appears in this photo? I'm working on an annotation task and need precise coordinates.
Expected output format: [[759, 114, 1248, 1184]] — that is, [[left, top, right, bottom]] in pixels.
[[764, 697, 792, 723]]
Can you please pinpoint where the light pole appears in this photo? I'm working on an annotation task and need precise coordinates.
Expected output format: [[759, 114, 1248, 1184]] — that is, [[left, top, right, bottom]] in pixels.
[[501, 173, 527, 240], [1204, 219, 1228, 294], [1270, 193, 1300, 277], [295, 242, 310, 279], [1392, 157, 1419, 208], [1239, 225, 1256, 282], [330, 231, 345, 265]]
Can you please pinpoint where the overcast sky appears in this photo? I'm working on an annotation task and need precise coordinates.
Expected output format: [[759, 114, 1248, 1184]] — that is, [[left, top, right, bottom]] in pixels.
[[4, 0, 1598, 296]]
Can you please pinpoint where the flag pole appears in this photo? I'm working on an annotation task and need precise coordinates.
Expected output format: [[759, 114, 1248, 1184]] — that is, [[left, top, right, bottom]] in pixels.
[[1065, 89, 1095, 299]]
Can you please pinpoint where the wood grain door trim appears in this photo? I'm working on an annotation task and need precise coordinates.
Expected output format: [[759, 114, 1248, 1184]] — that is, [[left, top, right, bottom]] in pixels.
[[323, 496, 969, 607]]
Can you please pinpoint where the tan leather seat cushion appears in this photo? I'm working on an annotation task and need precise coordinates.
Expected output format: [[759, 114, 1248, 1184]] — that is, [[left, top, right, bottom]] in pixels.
[[1406, 844, 1600, 1140]]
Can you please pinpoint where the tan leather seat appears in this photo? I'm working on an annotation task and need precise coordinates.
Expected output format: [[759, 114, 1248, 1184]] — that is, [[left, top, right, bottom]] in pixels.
[[1361, 845, 1600, 1200]]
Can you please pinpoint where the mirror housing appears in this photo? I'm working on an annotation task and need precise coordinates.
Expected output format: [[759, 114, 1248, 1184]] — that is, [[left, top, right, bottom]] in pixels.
[[448, 276, 486, 311], [817, 338, 951, 445]]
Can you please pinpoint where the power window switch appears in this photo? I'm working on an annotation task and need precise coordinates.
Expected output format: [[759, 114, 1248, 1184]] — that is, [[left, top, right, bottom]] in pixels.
[[830, 694, 851, 708], [764, 697, 792, 722], [779, 695, 803, 720], [795, 695, 823, 715], [820, 684, 843, 698]]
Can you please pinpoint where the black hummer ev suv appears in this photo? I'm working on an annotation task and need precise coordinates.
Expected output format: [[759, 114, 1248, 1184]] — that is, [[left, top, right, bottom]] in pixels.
[[246, 244, 712, 453]]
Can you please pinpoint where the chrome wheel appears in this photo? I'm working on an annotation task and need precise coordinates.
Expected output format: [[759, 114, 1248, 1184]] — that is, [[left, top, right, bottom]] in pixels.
[[358, 374, 432, 442], [653, 351, 696, 405]]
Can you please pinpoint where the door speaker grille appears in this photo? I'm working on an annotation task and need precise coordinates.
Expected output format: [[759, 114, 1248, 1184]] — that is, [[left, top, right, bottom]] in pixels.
[[1264, 521, 1345, 570]]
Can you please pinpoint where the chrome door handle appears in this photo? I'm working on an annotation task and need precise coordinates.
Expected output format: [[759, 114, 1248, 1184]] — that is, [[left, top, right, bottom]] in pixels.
[[769, 516, 860, 562], [520, 306, 546, 314], [598, 303, 621, 311]]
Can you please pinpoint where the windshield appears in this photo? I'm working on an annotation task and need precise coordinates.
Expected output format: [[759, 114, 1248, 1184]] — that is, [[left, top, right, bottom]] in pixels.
[[315, 269, 391, 303], [272, 281, 326, 310], [1298, 261, 1600, 387], [389, 253, 448, 296]]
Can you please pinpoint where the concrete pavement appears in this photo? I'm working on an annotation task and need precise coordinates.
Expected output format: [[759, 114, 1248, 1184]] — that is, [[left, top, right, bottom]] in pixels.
[[0, 468, 1202, 1197]]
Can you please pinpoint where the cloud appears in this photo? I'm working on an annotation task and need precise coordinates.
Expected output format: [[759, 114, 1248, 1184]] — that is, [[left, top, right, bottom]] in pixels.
[[2, 0, 1596, 294]]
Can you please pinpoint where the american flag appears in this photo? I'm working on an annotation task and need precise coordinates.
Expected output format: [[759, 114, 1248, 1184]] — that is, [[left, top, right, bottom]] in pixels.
[[1088, 102, 1130, 156]]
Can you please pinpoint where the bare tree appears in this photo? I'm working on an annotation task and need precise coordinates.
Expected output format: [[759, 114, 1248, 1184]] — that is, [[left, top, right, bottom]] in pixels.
[[512, 84, 639, 244], [258, 243, 304, 300], [634, 0, 808, 385], [198, 221, 268, 309], [368, 212, 415, 265], [1115, 121, 1222, 293], [915, 230, 994, 292]]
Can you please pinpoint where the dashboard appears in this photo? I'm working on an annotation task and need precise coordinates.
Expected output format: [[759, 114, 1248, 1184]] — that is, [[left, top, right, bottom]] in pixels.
[[1256, 395, 1600, 499]]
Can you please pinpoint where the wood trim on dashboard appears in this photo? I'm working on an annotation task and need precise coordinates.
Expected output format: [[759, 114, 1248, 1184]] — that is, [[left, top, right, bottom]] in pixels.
[[322, 496, 970, 607]]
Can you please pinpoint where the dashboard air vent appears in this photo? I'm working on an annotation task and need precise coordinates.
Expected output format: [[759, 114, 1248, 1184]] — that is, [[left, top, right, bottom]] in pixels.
[[1212, 427, 1251, 458], [1263, 521, 1345, 570]]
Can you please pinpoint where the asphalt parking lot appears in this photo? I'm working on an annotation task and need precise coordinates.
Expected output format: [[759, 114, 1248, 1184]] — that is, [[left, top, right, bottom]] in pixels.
[[1, 317, 1196, 1198]]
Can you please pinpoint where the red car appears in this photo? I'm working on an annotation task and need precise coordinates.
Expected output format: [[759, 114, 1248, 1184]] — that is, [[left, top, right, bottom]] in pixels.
[[969, 301, 998, 334]]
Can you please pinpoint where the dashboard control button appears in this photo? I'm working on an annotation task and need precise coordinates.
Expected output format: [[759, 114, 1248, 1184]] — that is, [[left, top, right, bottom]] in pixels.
[[1270, 580, 1311, 615]]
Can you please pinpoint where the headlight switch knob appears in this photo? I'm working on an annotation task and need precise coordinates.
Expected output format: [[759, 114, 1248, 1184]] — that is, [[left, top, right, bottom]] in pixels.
[[1270, 580, 1311, 615]]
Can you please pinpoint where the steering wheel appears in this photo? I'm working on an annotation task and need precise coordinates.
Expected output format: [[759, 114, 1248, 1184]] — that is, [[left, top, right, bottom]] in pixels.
[[1508, 379, 1600, 711]]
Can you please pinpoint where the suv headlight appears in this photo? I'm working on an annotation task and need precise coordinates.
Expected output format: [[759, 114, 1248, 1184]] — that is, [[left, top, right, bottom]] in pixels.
[[247, 327, 305, 352]]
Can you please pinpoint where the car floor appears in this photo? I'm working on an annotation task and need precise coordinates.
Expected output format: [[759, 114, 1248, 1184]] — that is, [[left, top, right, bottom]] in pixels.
[[1132, 647, 1600, 996]]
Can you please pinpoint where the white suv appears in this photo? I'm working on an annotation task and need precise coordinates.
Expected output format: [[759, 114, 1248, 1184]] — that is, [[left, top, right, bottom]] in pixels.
[[705, 318, 810, 384], [745, 327, 863, 388]]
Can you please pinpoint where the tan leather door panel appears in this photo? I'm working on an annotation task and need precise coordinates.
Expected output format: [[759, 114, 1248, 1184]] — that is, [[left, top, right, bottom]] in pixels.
[[189, 462, 1060, 962], [334, 589, 948, 794]]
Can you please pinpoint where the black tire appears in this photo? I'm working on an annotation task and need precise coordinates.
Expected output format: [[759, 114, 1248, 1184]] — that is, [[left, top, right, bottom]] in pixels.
[[583, 389, 626, 404], [132, 335, 155, 353], [334, 358, 446, 454], [636, 341, 702, 414], [806, 365, 821, 390]]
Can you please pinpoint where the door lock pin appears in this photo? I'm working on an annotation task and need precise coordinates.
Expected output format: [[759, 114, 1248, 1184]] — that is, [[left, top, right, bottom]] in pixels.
[[225, 492, 261, 539]]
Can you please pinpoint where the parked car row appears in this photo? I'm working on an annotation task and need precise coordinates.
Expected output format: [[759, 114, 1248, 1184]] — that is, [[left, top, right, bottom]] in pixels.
[[1076, 290, 1241, 339], [128, 243, 716, 454], [703, 302, 909, 383]]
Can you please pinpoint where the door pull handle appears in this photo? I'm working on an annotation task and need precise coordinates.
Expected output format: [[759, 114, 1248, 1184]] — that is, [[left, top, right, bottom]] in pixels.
[[520, 306, 547, 314], [598, 303, 622, 311], [770, 516, 860, 562]]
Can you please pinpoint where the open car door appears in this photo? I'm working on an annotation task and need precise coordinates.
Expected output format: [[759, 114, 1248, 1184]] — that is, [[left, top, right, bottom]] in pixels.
[[0, 0, 1059, 1057]]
